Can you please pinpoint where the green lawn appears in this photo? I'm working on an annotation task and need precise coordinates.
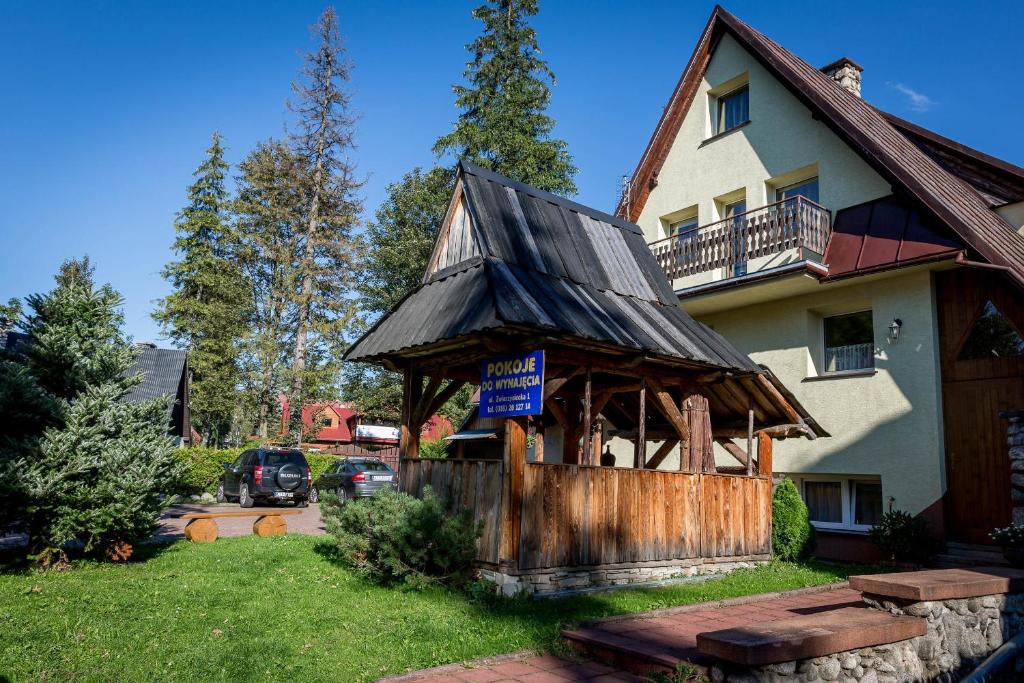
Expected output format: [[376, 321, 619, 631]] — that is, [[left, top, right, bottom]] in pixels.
[[1, 535, 866, 682]]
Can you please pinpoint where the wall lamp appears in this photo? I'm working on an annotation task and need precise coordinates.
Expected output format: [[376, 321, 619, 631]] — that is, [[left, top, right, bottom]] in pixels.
[[887, 318, 903, 344]]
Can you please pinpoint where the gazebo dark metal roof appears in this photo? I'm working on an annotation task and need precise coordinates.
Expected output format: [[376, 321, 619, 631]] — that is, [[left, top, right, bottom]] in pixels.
[[346, 162, 759, 374]]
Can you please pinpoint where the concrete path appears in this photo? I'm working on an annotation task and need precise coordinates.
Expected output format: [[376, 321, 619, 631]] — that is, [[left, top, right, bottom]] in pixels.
[[154, 502, 327, 542]]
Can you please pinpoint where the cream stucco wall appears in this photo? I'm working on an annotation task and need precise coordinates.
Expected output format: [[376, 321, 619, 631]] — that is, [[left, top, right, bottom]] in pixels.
[[695, 269, 946, 516], [637, 33, 893, 289]]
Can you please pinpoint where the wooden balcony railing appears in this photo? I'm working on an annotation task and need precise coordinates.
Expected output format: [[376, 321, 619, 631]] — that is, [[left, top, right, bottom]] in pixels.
[[648, 196, 831, 282]]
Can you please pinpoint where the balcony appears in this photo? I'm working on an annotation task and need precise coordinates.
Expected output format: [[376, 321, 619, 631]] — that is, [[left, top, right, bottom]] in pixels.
[[648, 196, 831, 288]]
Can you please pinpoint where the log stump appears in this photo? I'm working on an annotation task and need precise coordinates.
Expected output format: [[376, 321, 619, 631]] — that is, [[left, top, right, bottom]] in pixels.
[[253, 515, 288, 537], [184, 518, 219, 543]]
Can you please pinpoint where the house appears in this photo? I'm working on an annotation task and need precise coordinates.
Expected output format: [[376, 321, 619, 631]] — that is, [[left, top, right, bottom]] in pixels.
[[277, 395, 452, 448], [618, 7, 1024, 558], [4, 334, 193, 445], [123, 343, 192, 446], [344, 161, 820, 594]]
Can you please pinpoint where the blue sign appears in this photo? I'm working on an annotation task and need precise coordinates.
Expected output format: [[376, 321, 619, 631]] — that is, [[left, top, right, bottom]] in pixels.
[[479, 351, 545, 418]]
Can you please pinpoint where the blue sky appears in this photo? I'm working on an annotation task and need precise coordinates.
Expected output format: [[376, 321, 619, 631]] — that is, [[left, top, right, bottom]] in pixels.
[[2, 0, 1022, 344]]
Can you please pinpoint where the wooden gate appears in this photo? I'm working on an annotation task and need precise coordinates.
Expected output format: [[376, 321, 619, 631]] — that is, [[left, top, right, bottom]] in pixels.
[[937, 269, 1024, 543]]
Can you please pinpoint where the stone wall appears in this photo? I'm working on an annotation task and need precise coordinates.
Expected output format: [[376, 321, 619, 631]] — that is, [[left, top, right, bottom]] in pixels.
[[708, 592, 1024, 682], [482, 556, 768, 597]]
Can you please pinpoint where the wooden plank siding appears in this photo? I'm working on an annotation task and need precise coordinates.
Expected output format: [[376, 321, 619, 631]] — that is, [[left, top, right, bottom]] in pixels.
[[400, 459, 771, 570], [517, 464, 770, 569], [399, 458, 504, 565]]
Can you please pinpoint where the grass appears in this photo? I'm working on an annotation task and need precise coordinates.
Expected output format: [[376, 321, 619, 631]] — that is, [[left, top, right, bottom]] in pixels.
[[1, 535, 869, 682]]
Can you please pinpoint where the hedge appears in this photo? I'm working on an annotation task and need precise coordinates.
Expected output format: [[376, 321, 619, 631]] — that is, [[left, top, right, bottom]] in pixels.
[[172, 446, 341, 495]]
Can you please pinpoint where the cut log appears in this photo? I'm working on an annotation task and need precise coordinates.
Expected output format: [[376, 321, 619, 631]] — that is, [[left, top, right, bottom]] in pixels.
[[184, 518, 218, 543], [253, 515, 288, 537]]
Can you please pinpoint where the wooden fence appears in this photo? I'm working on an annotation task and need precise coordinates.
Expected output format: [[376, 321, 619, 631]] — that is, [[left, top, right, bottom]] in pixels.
[[399, 458, 772, 570], [399, 458, 504, 565]]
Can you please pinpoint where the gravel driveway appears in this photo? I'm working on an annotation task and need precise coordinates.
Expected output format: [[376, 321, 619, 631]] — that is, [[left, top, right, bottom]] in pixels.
[[154, 502, 328, 542]]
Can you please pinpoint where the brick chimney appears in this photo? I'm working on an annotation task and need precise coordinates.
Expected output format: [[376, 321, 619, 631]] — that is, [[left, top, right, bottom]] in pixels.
[[821, 57, 863, 98]]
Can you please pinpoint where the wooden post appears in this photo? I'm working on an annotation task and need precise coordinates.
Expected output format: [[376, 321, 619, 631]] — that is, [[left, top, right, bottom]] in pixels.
[[746, 407, 755, 476], [502, 416, 528, 565], [399, 367, 423, 459], [562, 394, 580, 464], [635, 378, 646, 469], [758, 432, 773, 476], [534, 418, 544, 463], [583, 367, 593, 465]]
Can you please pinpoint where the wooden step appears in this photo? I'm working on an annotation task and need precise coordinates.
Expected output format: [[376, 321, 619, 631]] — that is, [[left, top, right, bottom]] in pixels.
[[695, 607, 926, 666]]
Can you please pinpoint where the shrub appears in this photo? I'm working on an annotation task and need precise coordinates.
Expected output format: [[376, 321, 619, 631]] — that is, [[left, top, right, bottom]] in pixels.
[[321, 486, 480, 588], [419, 437, 450, 460], [870, 510, 935, 565], [772, 478, 815, 561], [172, 446, 339, 495], [991, 525, 1024, 547]]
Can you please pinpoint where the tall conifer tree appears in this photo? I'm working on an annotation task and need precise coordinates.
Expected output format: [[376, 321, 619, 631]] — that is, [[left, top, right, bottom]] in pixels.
[[154, 133, 248, 444], [286, 7, 362, 441], [434, 0, 576, 195]]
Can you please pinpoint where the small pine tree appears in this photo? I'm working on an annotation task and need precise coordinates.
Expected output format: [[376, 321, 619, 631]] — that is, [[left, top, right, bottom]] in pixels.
[[24, 382, 181, 559], [16, 258, 183, 562], [772, 478, 815, 561]]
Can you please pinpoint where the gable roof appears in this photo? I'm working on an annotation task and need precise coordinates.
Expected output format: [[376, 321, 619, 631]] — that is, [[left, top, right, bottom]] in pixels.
[[123, 347, 187, 406], [346, 162, 759, 373], [619, 5, 1024, 287]]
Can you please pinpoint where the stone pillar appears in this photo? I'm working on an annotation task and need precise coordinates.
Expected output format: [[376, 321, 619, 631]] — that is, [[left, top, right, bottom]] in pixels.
[[1004, 410, 1024, 526]]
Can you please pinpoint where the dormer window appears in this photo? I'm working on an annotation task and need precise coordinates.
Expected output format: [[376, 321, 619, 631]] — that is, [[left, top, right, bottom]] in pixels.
[[716, 85, 749, 134]]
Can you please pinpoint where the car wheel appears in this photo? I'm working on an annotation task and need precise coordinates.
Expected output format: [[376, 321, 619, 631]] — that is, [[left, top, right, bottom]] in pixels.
[[239, 482, 254, 508], [308, 486, 320, 504], [216, 482, 227, 504], [336, 486, 347, 505]]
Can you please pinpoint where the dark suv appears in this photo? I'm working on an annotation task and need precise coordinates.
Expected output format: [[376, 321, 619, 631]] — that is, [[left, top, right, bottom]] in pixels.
[[217, 448, 311, 508], [309, 458, 397, 504]]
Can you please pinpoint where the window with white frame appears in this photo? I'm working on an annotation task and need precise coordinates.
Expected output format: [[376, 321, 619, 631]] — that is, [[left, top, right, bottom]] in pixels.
[[790, 476, 883, 531], [823, 310, 874, 373], [716, 85, 749, 134]]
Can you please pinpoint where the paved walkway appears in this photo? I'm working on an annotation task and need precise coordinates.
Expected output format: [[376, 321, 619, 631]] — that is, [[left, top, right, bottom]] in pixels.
[[386, 584, 861, 682], [563, 584, 862, 670], [153, 502, 327, 542], [382, 652, 643, 682]]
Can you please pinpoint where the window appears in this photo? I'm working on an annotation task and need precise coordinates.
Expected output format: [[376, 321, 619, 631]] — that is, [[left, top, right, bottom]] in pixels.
[[775, 177, 819, 205], [804, 481, 842, 523], [791, 476, 883, 531], [958, 301, 1024, 360], [670, 215, 698, 238], [823, 311, 874, 372], [716, 85, 749, 134], [852, 481, 884, 527]]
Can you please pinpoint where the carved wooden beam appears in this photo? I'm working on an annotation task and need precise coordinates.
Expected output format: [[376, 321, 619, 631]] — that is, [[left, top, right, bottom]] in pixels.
[[647, 377, 690, 444], [645, 438, 679, 469], [415, 380, 466, 426], [716, 437, 749, 467]]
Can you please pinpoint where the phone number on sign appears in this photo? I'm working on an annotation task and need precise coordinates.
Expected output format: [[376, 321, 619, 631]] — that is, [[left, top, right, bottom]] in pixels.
[[486, 402, 535, 414]]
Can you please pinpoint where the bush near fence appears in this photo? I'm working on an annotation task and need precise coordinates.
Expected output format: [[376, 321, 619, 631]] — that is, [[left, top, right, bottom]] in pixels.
[[172, 446, 344, 495]]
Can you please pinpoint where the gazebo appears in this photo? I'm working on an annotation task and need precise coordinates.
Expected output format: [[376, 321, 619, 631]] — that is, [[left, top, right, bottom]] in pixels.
[[345, 162, 824, 595]]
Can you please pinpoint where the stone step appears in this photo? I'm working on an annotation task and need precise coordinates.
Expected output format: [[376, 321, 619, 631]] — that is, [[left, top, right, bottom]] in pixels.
[[562, 626, 695, 676], [849, 567, 1024, 601], [695, 607, 926, 666], [933, 553, 1008, 569]]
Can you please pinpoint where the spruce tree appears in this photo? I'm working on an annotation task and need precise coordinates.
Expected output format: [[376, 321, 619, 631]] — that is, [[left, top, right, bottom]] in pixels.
[[285, 7, 363, 442], [434, 0, 577, 195], [154, 133, 248, 445], [16, 259, 182, 562]]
